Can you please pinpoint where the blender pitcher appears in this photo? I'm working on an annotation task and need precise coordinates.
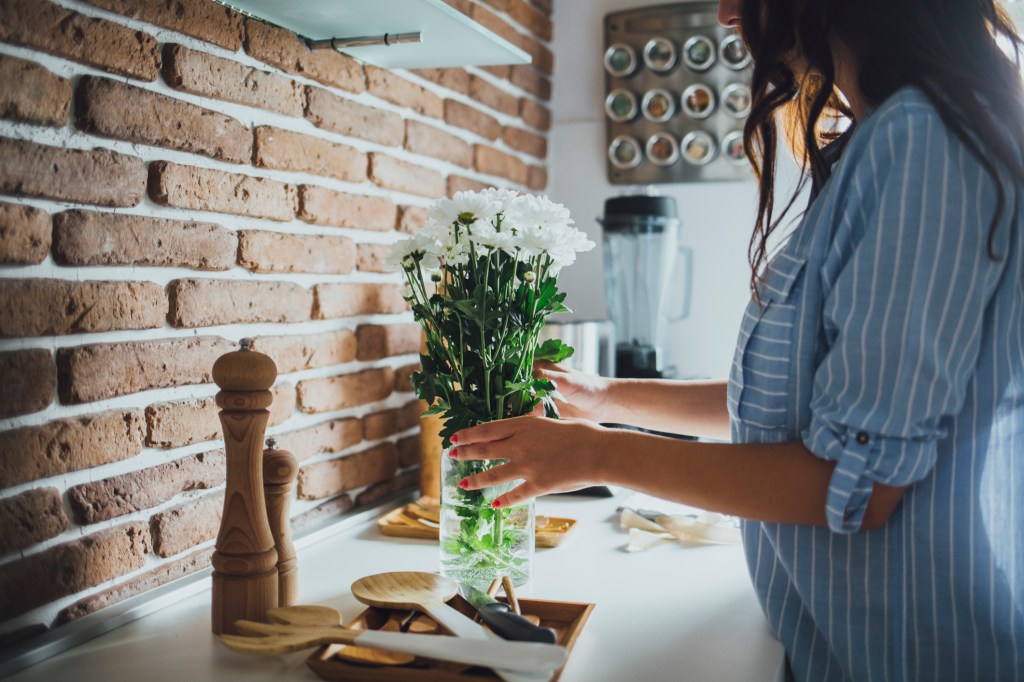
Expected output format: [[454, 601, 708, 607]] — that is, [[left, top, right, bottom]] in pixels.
[[600, 195, 692, 378]]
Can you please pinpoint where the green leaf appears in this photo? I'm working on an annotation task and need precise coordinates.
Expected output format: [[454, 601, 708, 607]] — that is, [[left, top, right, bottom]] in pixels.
[[535, 338, 575, 363], [422, 400, 450, 417]]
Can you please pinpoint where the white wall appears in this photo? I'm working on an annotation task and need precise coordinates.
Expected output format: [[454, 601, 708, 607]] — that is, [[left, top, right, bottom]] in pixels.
[[547, 0, 797, 379]]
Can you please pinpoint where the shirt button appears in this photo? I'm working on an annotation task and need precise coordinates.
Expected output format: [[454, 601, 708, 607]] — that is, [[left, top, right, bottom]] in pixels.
[[855, 431, 870, 445]]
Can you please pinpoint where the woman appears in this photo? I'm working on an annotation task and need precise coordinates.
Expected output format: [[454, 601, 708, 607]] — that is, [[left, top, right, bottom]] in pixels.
[[451, 0, 1024, 679]]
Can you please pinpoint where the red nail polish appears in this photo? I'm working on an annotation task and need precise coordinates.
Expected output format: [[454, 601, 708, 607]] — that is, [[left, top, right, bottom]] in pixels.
[[458, 479, 468, 489], [492, 499, 501, 508], [449, 448, 458, 458], [451, 434, 459, 444]]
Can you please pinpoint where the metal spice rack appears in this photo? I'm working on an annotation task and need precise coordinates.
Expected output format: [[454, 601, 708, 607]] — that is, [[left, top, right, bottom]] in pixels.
[[603, 2, 753, 184]]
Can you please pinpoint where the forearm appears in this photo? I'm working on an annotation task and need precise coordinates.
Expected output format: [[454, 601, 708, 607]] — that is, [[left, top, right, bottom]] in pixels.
[[601, 379, 732, 440], [597, 427, 903, 528]]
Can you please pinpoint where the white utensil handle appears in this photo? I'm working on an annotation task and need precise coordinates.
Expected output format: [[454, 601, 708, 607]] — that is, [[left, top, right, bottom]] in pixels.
[[356, 630, 566, 674]]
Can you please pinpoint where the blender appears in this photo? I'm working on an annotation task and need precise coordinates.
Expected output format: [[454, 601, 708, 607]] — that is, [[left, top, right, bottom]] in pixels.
[[600, 195, 692, 379]]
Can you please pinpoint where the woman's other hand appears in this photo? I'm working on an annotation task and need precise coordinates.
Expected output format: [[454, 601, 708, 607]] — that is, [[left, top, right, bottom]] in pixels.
[[532, 361, 611, 422]]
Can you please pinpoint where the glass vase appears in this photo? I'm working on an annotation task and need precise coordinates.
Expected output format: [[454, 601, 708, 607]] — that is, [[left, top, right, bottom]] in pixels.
[[439, 447, 534, 588]]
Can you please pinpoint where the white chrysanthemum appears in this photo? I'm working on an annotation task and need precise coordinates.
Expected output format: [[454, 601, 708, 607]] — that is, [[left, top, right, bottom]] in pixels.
[[428, 191, 502, 227], [478, 187, 521, 214], [467, 219, 516, 253], [505, 194, 573, 232], [385, 231, 442, 271]]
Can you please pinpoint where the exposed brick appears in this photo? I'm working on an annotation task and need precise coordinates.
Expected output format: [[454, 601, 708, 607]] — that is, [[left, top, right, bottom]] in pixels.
[[394, 363, 420, 393], [52, 210, 236, 270], [252, 330, 356, 374], [168, 278, 312, 328], [297, 443, 398, 499], [269, 382, 297, 426], [0, 0, 159, 80], [0, 201, 50, 265], [356, 243, 392, 273], [57, 336, 233, 404], [297, 367, 395, 414], [0, 279, 164, 338], [363, 402, 420, 441], [511, 65, 551, 100], [291, 495, 354, 534], [519, 34, 554, 75], [482, 65, 511, 81], [527, 164, 548, 191], [238, 230, 355, 275], [274, 417, 362, 462], [0, 522, 150, 621], [355, 468, 418, 507], [368, 153, 445, 198], [0, 489, 68, 555], [17, 436, 119, 529], [443, 0, 472, 15], [83, 0, 243, 50], [0, 53, 70, 127], [304, 86, 404, 147], [254, 126, 367, 182], [298, 185, 397, 231], [163, 44, 302, 117], [468, 75, 519, 117], [244, 17, 365, 93], [411, 68, 469, 95], [0, 348, 55, 418], [150, 494, 222, 558], [471, 3, 524, 50], [531, 0, 552, 15], [67, 449, 224, 524], [313, 282, 407, 319], [76, 76, 251, 164], [509, 0, 553, 40], [503, 126, 547, 159], [481, 0, 508, 12], [0, 409, 144, 487], [475, 145, 528, 185], [398, 206, 429, 234], [365, 66, 443, 118], [445, 99, 501, 140], [397, 434, 420, 468], [448, 175, 492, 196], [149, 161, 296, 221], [405, 120, 473, 168], [357, 323, 421, 361], [0, 137, 146, 208], [519, 97, 551, 131], [146, 398, 218, 449], [57, 547, 213, 624]]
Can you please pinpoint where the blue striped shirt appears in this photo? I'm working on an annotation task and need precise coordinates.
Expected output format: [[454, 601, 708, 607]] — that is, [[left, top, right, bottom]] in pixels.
[[727, 87, 1024, 680]]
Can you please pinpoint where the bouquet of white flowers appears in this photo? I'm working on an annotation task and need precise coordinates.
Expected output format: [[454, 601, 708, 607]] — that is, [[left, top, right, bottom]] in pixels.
[[389, 188, 594, 585]]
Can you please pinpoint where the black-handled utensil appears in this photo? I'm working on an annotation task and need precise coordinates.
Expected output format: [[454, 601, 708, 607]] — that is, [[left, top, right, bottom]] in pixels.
[[459, 584, 558, 644]]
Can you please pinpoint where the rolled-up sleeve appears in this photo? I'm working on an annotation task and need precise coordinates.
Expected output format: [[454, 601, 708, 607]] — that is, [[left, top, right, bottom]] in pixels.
[[801, 101, 1009, 533]]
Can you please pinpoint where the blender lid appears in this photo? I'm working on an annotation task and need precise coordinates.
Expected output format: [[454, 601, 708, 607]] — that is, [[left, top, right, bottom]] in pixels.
[[600, 195, 679, 232]]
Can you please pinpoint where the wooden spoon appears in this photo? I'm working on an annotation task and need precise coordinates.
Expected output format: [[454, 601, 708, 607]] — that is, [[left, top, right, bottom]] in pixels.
[[268, 605, 415, 666]]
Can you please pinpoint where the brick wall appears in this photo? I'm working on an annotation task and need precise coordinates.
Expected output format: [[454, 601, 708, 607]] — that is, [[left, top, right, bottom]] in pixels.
[[0, 0, 552, 647]]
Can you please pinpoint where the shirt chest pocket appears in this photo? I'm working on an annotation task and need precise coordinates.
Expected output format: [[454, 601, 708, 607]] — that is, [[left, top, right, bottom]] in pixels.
[[729, 253, 808, 431]]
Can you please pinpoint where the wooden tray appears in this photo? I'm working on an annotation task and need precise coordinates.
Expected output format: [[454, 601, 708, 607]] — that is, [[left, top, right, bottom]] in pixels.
[[306, 595, 594, 682], [377, 504, 577, 548]]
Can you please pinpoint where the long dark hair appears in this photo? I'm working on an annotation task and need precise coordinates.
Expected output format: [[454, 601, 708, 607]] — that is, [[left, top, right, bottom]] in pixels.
[[741, 0, 1024, 291]]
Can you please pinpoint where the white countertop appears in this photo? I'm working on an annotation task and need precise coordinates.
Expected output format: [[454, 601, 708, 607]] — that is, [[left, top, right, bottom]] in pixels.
[[7, 492, 784, 682]]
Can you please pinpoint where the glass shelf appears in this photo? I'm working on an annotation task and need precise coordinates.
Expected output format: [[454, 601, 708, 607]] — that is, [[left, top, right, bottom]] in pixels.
[[217, 0, 532, 69]]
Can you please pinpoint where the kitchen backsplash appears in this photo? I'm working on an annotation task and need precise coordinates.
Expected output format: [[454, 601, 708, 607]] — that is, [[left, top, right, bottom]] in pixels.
[[0, 0, 553, 647]]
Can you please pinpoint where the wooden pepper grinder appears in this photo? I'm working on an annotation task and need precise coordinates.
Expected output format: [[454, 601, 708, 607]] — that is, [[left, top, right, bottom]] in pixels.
[[210, 338, 279, 635], [262, 437, 298, 607]]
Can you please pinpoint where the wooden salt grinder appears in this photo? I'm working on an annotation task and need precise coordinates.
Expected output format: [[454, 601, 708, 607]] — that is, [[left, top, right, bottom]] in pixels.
[[262, 437, 298, 607], [210, 338, 279, 635]]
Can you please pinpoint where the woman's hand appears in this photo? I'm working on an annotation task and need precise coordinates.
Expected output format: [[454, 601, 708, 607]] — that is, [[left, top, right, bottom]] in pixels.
[[533, 361, 612, 422], [451, 416, 610, 508]]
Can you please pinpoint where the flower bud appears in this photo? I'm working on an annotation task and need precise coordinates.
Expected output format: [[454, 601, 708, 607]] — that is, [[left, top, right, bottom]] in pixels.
[[402, 256, 415, 270], [523, 270, 536, 283], [431, 271, 442, 282]]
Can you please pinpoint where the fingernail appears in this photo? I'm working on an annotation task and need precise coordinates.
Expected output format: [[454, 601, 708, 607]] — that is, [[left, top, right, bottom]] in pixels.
[[458, 479, 468, 489], [449, 448, 458, 459], [451, 434, 459, 444], [491, 499, 501, 508]]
